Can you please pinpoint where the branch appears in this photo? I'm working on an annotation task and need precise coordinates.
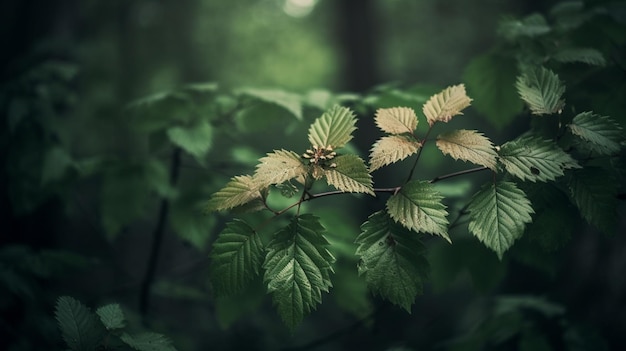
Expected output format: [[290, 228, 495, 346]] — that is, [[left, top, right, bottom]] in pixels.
[[405, 125, 434, 183], [430, 166, 489, 183]]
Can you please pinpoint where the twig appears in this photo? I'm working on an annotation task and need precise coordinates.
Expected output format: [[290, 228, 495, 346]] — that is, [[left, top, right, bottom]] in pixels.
[[430, 166, 489, 183]]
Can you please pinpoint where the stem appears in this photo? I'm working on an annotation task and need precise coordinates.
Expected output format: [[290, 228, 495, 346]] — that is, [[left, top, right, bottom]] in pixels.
[[430, 166, 489, 183], [405, 125, 434, 183], [139, 147, 182, 323]]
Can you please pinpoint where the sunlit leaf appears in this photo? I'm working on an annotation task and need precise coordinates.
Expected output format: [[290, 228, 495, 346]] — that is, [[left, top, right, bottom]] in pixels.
[[375, 107, 418, 134], [498, 136, 580, 182], [263, 215, 335, 329], [515, 67, 565, 115], [96, 304, 125, 330], [308, 105, 357, 148], [386, 180, 449, 241], [422, 84, 472, 126], [238, 87, 302, 120], [467, 181, 534, 259], [121, 332, 177, 351], [205, 175, 261, 212], [324, 154, 374, 195], [568, 112, 623, 155], [355, 211, 428, 312], [254, 149, 307, 188], [166, 121, 213, 164], [552, 48, 606, 66], [210, 220, 264, 295], [436, 129, 498, 170], [567, 167, 618, 234], [55, 296, 104, 351], [369, 134, 421, 171]]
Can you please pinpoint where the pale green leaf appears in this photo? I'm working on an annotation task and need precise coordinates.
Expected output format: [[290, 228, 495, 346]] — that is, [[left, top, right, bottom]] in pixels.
[[121, 332, 177, 351], [568, 112, 623, 155], [55, 296, 104, 351], [422, 84, 472, 126], [467, 181, 534, 259], [205, 175, 261, 212], [369, 134, 421, 171], [355, 211, 429, 311], [210, 220, 264, 296], [498, 14, 551, 41], [463, 53, 523, 129], [263, 215, 335, 329], [498, 136, 580, 182], [436, 129, 498, 170], [254, 149, 308, 188], [324, 154, 374, 195], [238, 87, 302, 120], [96, 304, 125, 330], [386, 180, 449, 241], [515, 67, 565, 115], [567, 167, 618, 234], [166, 121, 213, 163], [308, 105, 357, 148], [552, 48, 606, 66], [375, 107, 418, 134]]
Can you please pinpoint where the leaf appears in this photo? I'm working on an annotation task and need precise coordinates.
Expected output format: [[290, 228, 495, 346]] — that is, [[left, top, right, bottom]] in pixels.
[[568, 112, 623, 155], [41, 146, 74, 185], [238, 87, 303, 120], [375, 107, 418, 134], [166, 121, 213, 163], [422, 84, 473, 126], [463, 53, 524, 129], [254, 149, 308, 188], [96, 304, 125, 330], [169, 196, 215, 250], [355, 211, 429, 311], [386, 180, 449, 242], [567, 167, 618, 234], [497, 14, 551, 41], [324, 154, 374, 195], [369, 134, 421, 171], [121, 332, 177, 351], [210, 220, 264, 295], [552, 48, 606, 66], [467, 181, 534, 259], [55, 296, 104, 351], [308, 105, 357, 148], [436, 129, 498, 170], [263, 215, 335, 329], [498, 136, 580, 182], [205, 175, 261, 212], [515, 67, 565, 115]]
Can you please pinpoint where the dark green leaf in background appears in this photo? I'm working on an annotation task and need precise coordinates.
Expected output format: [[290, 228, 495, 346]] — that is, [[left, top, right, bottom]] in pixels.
[[55, 296, 104, 351]]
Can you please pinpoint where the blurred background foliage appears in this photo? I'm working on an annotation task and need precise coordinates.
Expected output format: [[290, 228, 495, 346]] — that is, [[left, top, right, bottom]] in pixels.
[[1, 0, 625, 350]]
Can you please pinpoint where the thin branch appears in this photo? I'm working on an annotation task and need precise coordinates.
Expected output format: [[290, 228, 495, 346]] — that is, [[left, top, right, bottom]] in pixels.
[[405, 125, 434, 183], [430, 166, 489, 183]]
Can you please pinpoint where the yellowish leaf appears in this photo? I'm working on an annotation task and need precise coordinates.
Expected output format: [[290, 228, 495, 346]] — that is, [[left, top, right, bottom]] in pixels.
[[369, 135, 421, 171], [206, 175, 261, 211], [422, 84, 472, 126], [436, 130, 498, 170], [254, 150, 308, 188], [375, 107, 418, 134]]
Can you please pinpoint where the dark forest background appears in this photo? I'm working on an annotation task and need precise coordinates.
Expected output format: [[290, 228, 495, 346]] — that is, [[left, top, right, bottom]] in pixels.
[[1, 0, 625, 350]]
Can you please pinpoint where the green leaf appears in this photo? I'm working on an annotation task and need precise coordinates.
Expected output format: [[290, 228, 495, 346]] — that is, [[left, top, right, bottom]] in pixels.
[[567, 167, 618, 234], [55, 296, 104, 351], [95, 304, 125, 330], [169, 196, 215, 250], [515, 67, 565, 115], [498, 136, 580, 182], [254, 149, 308, 188], [369, 134, 421, 172], [436, 129, 498, 170], [308, 105, 357, 148], [263, 215, 335, 329], [422, 84, 473, 126], [467, 181, 534, 259], [355, 211, 429, 311], [205, 175, 261, 212], [238, 87, 303, 120], [210, 220, 264, 295], [41, 146, 74, 185], [568, 112, 623, 155], [121, 332, 177, 351], [386, 180, 449, 242], [324, 154, 374, 195], [463, 53, 523, 129], [375, 107, 418, 134], [166, 121, 213, 164], [552, 48, 606, 66], [497, 14, 551, 41]]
